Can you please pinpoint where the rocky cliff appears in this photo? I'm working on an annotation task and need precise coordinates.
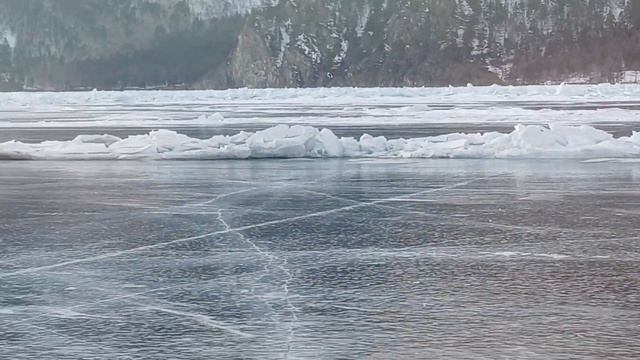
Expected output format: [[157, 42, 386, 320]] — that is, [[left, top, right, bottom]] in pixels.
[[1, 0, 639, 90]]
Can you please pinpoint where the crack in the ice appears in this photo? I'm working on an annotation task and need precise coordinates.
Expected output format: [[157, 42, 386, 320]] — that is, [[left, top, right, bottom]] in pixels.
[[216, 209, 297, 356], [4, 258, 296, 330], [3, 280, 211, 328], [143, 188, 258, 215], [216, 208, 277, 301], [188, 188, 258, 208], [0, 177, 495, 279], [304, 182, 602, 238], [147, 177, 334, 215], [278, 255, 298, 359], [140, 303, 255, 338]]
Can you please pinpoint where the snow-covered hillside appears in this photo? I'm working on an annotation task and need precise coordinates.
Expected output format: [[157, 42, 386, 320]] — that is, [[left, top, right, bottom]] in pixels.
[[0, 0, 639, 90]]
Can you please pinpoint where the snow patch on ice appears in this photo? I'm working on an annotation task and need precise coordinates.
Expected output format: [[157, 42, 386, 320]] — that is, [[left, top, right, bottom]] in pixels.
[[196, 112, 226, 123]]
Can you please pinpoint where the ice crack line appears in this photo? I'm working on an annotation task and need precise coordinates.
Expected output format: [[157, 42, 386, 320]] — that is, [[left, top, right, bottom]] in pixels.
[[0, 176, 494, 279], [149, 174, 337, 215], [172, 173, 342, 213], [216, 209, 272, 260], [190, 188, 258, 208], [216, 208, 278, 318], [217, 209, 298, 356], [3, 280, 212, 328], [279, 255, 298, 360], [305, 184, 604, 237], [142, 304, 254, 338], [144, 188, 258, 215]]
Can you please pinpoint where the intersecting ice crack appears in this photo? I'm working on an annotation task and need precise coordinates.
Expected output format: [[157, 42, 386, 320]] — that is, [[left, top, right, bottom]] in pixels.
[[154, 173, 344, 214], [303, 181, 603, 238], [0, 176, 500, 279], [215, 208, 279, 325], [9, 280, 260, 340], [216, 209, 299, 357], [3, 280, 213, 328], [143, 188, 258, 215], [189, 188, 258, 208], [146, 173, 339, 216], [4, 292, 251, 355]]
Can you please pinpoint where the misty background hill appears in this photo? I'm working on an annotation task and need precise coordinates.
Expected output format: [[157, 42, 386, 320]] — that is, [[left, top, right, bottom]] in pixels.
[[1, 0, 639, 91]]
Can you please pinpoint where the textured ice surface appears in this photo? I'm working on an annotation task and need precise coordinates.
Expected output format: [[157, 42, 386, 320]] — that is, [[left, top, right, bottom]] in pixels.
[[1, 84, 640, 130], [1, 123, 639, 160], [1, 85, 640, 358], [1, 159, 639, 359], [3, 83, 640, 107]]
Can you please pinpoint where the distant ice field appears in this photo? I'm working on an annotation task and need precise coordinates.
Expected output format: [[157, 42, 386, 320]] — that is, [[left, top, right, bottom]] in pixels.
[[1, 84, 640, 160]]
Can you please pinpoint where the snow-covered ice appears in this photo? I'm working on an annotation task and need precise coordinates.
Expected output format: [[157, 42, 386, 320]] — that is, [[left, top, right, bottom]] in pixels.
[[1, 123, 639, 160], [1, 84, 640, 129], [2, 84, 640, 359]]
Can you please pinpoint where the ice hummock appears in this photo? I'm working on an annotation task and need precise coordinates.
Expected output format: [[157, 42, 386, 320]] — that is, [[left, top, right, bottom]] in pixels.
[[1, 124, 639, 160]]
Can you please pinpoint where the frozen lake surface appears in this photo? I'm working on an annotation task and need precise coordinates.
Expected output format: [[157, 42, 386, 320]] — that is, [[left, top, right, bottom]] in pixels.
[[1, 85, 640, 359], [3, 85, 640, 160], [2, 160, 640, 359], [3, 84, 640, 141]]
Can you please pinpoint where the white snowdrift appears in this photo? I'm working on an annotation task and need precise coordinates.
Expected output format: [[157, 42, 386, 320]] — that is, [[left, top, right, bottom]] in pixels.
[[1, 124, 639, 160]]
